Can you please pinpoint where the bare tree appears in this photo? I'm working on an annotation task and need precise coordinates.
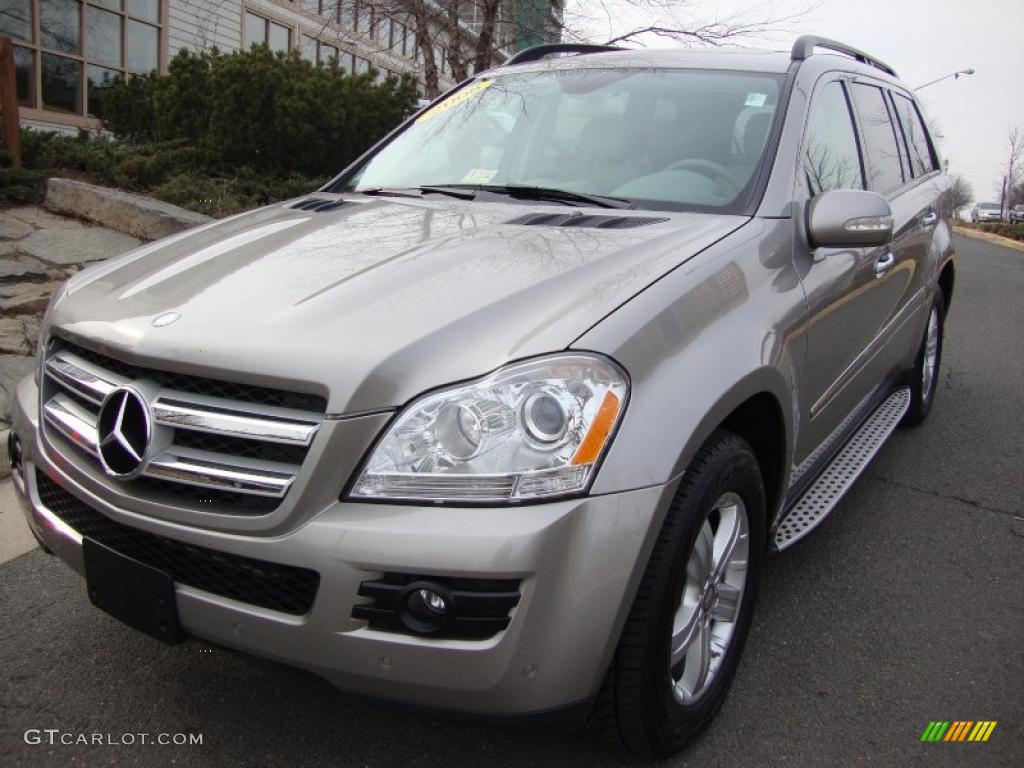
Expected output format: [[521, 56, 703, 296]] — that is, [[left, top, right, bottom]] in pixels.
[[947, 173, 973, 213], [309, 1, 816, 98], [563, 0, 818, 47], [1002, 125, 1023, 212]]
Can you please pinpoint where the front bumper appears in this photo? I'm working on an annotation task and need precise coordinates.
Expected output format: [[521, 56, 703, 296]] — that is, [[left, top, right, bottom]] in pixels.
[[10, 373, 673, 717]]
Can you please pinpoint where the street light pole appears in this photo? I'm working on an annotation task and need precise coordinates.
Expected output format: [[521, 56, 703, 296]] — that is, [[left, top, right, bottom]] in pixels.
[[916, 68, 975, 91]]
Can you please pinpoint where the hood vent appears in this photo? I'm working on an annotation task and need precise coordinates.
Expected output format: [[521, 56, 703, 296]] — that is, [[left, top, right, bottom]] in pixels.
[[289, 197, 349, 212], [505, 212, 668, 229]]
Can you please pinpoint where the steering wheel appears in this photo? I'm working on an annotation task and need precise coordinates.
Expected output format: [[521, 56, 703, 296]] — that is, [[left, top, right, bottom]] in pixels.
[[663, 159, 741, 197]]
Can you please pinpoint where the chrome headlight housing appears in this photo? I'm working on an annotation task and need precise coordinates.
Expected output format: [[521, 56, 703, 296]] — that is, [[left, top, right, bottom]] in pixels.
[[349, 354, 628, 503]]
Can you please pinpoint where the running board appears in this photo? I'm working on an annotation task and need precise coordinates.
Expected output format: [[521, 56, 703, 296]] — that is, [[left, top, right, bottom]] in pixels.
[[774, 388, 911, 551]]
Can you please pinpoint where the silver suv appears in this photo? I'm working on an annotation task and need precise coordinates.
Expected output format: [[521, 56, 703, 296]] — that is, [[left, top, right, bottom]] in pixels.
[[11, 36, 953, 756]]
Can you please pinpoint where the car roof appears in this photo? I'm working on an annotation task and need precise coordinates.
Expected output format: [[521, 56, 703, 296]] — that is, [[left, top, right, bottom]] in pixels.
[[495, 48, 794, 75], [489, 46, 906, 87]]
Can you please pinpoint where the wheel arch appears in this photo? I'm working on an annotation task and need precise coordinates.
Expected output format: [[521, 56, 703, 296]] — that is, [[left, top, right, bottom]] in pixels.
[[938, 258, 955, 312], [667, 369, 794, 525]]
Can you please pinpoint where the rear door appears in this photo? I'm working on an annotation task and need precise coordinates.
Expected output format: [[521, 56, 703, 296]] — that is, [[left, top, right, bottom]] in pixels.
[[848, 81, 937, 379]]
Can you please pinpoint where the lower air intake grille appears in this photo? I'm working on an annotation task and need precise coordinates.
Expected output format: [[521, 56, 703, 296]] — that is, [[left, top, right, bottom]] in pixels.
[[353, 572, 521, 639], [37, 470, 320, 615]]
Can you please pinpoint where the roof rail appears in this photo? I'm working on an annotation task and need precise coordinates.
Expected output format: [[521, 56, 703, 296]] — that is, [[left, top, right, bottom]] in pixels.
[[504, 43, 622, 67], [791, 35, 897, 77]]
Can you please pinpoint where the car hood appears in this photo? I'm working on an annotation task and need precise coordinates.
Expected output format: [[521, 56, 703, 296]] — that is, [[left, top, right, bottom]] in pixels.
[[49, 196, 746, 413]]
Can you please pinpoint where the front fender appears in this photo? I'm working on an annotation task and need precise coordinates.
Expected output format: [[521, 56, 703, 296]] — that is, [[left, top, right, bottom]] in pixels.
[[574, 218, 803, 508]]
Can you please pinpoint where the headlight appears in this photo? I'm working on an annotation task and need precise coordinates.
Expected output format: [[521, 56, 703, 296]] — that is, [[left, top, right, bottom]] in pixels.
[[349, 354, 628, 503]]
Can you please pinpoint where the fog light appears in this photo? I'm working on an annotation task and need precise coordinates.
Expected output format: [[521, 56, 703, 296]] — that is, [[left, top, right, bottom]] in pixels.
[[418, 588, 447, 614], [8, 432, 23, 476], [397, 581, 455, 635]]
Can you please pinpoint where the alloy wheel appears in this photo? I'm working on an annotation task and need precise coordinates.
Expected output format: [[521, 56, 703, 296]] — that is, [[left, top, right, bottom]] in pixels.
[[670, 492, 750, 705]]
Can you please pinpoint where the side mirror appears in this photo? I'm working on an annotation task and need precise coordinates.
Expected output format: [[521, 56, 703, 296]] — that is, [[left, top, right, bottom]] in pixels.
[[807, 189, 893, 248]]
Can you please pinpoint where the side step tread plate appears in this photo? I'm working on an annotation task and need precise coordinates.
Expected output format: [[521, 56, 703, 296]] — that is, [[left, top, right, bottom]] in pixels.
[[774, 387, 911, 551]]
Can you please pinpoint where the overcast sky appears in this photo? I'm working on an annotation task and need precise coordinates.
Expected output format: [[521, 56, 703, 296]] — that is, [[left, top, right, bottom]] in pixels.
[[567, 0, 1024, 203]]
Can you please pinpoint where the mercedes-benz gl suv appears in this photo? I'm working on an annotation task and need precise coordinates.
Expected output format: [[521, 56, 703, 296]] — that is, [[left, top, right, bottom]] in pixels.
[[10, 36, 954, 756]]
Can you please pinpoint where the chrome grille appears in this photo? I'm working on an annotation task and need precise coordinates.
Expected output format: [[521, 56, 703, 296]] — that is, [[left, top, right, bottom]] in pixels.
[[41, 338, 326, 513]]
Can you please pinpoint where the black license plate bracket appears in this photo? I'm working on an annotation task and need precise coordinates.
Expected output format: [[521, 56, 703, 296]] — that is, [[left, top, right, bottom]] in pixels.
[[83, 537, 184, 645]]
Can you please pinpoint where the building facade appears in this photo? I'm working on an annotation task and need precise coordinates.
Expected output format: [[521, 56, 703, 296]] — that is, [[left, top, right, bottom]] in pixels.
[[1, 0, 563, 133]]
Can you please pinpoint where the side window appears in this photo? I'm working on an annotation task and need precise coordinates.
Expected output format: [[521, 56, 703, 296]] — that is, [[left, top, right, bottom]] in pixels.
[[803, 80, 864, 196], [892, 93, 938, 177], [850, 83, 905, 194]]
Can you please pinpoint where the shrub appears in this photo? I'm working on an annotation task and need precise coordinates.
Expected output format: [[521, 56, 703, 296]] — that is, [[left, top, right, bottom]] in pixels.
[[101, 46, 418, 178], [8, 46, 414, 217], [0, 167, 47, 205]]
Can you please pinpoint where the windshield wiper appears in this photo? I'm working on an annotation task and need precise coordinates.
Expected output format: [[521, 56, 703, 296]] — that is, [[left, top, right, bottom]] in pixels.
[[426, 184, 635, 210], [356, 187, 422, 199], [356, 186, 476, 201]]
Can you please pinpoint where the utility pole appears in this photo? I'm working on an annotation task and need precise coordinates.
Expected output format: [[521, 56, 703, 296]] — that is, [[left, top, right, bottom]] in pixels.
[[1000, 176, 1007, 219]]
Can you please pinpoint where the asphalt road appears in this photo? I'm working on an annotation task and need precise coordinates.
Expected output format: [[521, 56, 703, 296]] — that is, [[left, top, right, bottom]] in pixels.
[[1, 234, 1021, 767]]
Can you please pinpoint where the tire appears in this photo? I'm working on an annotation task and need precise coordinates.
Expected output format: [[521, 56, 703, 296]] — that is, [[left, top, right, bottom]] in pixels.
[[592, 430, 767, 756], [901, 291, 945, 427]]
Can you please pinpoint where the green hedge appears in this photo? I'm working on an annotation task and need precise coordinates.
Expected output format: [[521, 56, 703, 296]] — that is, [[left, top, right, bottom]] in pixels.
[[102, 45, 418, 178], [3, 46, 418, 217]]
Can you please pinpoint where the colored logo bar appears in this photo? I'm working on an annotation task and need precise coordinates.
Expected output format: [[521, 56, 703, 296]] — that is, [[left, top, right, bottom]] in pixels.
[[921, 721, 997, 742]]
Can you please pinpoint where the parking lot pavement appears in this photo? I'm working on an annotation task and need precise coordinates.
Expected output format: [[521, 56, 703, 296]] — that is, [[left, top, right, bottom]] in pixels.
[[1, 234, 1021, 767]]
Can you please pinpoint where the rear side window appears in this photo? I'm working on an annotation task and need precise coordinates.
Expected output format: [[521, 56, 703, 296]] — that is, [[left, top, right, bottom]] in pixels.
[[850, 83, 905, 194], [891, 93, 937, 177], [804, 80, 864, 195]]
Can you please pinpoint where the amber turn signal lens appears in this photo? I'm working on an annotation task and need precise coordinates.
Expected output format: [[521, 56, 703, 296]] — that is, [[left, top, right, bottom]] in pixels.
[[572, 391, 621, 466]]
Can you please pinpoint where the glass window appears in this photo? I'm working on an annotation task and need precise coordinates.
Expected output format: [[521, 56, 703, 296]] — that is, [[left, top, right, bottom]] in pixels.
[[244, 11, 265, 47], [41, 52, 80, 113], [12, 45, 34, 106], [87, 6, 122, 68], [41, 0, 81, 54], [126, 19, 158, 71], [343, 69, 784, 212], [355, 56, 368, 74], [892, 93, 937, 177], [356, 4, 371, 35], [320, 43, 337, 64], [299, 0, 319, 14], [393, 22, 405, 54], [339, 50, 353, 72], [377, 16, 390, 46], [125, 0, 158, 23], [86, 64, 119, 118], [804, 80, 864, 195], [850, 83, 905, 194], [339, 1, 355, 28], [300, 34, 316, 62], [0, 0, 33, 43], [268, 21, 290, 53], [93, 0, 121, 9]]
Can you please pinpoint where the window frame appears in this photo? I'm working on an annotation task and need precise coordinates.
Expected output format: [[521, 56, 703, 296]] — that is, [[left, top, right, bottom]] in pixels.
[[7, 0, 166, 125], [242, 8, 292, 54], [847, 77, 916, 198], [798, 74, 868, 198], [887, 88, 941, 183]]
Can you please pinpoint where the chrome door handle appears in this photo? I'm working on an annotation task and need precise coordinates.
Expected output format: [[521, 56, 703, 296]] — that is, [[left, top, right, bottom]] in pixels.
[[875, 251, 895, 275], [921, 211, 938, 226]]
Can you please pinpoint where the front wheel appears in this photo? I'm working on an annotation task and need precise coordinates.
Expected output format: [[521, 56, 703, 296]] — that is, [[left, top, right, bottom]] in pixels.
[[902, 291, 945, 427], [592, 430, 766, 756]]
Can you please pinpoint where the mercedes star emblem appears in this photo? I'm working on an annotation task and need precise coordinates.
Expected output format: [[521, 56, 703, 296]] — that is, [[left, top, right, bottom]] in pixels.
[[97, 387, 152, 478]]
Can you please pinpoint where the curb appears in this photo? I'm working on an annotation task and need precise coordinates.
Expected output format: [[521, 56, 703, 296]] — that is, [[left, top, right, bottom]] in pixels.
[[952, 226, 1024, 252]]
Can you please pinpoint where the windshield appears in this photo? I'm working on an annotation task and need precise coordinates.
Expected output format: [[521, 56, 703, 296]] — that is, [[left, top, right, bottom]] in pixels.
[[335, 68, 784, 212], [979, 203, 1000, 210]]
